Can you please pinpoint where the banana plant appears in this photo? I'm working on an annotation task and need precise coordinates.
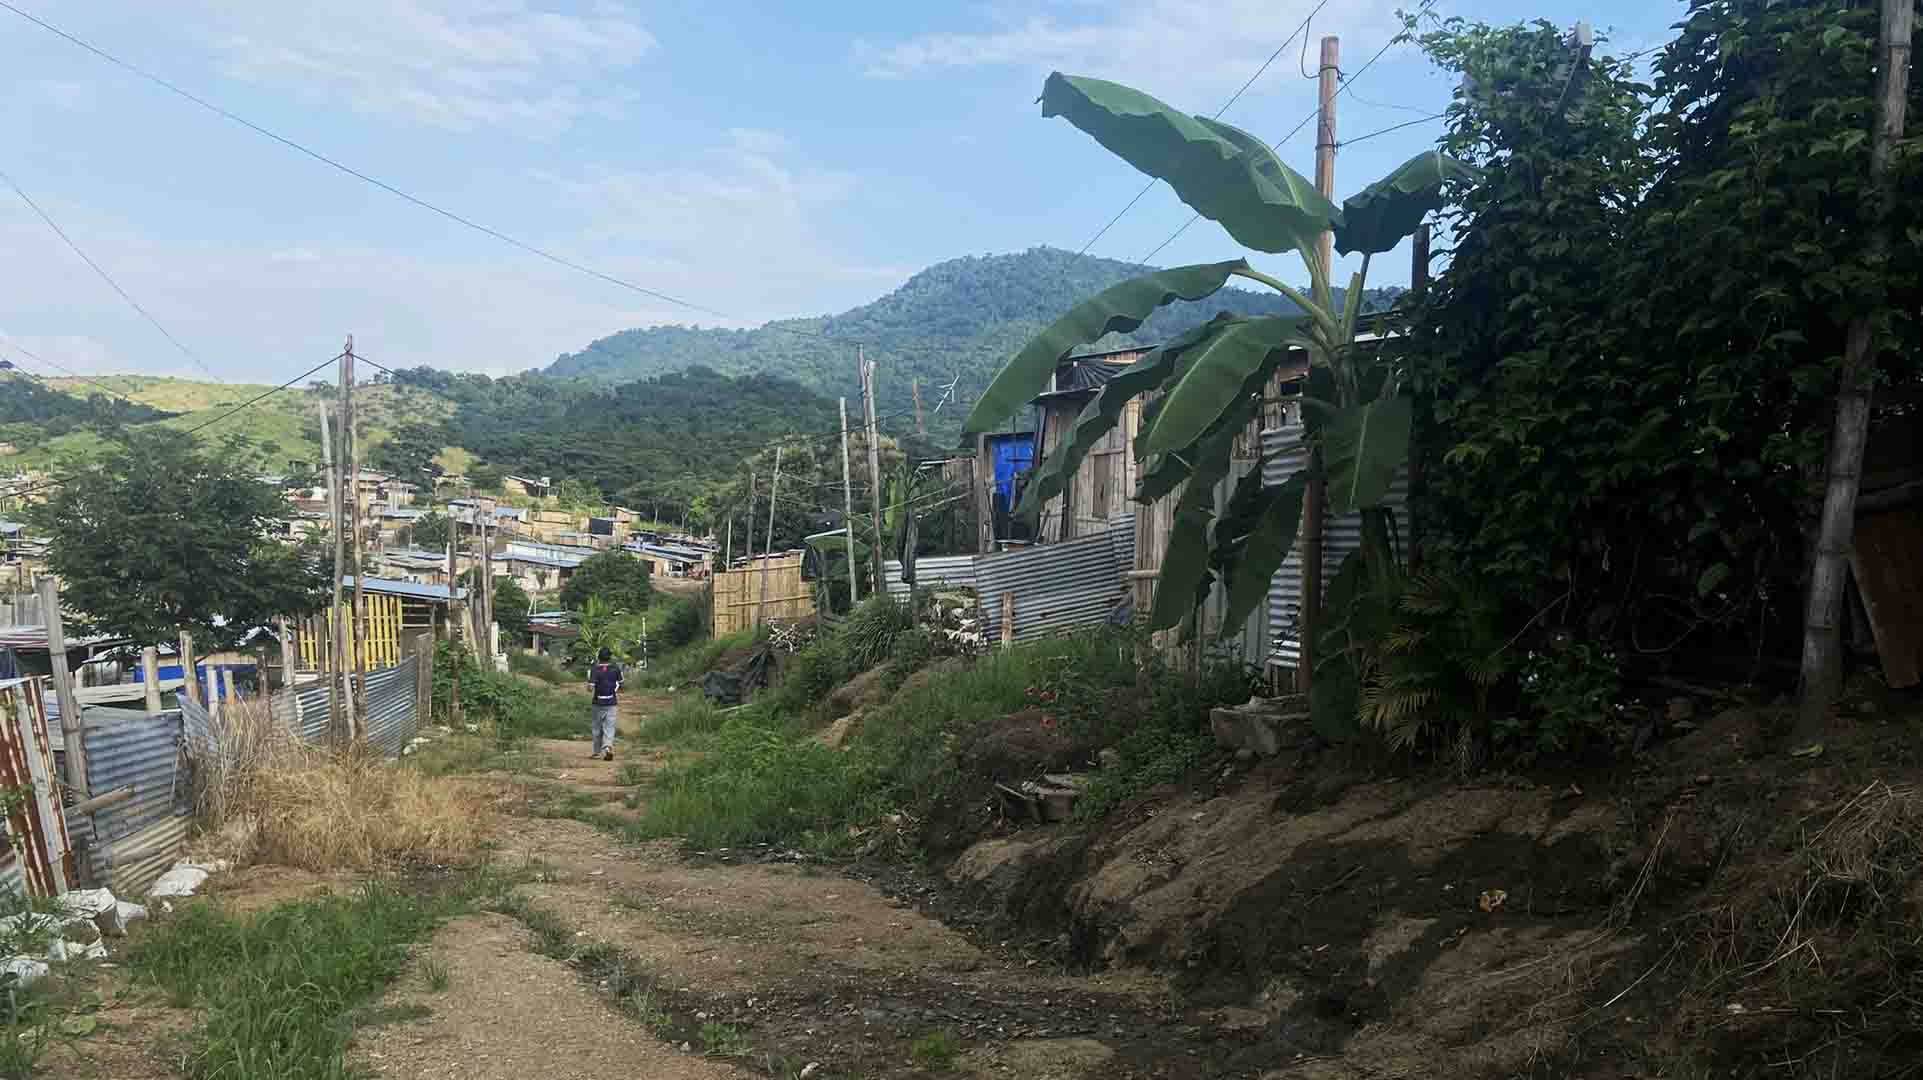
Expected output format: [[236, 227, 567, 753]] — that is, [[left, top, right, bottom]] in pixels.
[[964, 72, 1476, 634]]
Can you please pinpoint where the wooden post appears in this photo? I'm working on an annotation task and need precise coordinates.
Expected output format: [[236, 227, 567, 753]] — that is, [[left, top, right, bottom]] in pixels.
[[1800, 0, 1913, 729], [1406, 222, 1431, 575], [345, 336, 369, 738], [208, 665, 223, 725], [276, 616, 296, 691], [1000, 591, 1015, 648], [757, 444, 782, 629], [37, 577, 86, 796], [319, 399, 343, 735], [862, 348, 886, 596], [178, 630, 200, 707], [414, 633, 434, 726], [140, 646, 162, 714], [1298, 34, 1339, 695], [839, 397, 860, 608], [911, 379, 926, 435], [976, 433, 994, 554], [743, 468, 757, 606]]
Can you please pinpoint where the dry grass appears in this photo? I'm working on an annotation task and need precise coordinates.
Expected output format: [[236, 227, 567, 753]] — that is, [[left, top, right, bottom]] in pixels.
[[190, 699, 490, 872]]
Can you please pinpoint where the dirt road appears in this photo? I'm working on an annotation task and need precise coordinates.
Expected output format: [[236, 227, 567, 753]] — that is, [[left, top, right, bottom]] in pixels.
[[344, 698, 1247, 1080]]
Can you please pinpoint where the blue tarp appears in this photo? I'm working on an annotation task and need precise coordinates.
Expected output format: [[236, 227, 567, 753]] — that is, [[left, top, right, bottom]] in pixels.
[[987, 432, 1036, 506]]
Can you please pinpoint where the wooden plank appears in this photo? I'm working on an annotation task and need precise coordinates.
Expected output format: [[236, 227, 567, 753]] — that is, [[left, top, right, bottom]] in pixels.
[[1850, 506, 1923, 688], [38, 577, 87, 797]]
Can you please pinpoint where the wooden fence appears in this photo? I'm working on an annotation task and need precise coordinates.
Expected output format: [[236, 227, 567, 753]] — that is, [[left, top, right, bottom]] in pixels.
[[295, 593, 403, 671], [712, 551, 814, 636]]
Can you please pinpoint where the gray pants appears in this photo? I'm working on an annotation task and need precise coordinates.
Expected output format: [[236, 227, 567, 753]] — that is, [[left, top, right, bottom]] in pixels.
[[591, 703, 618, 756]]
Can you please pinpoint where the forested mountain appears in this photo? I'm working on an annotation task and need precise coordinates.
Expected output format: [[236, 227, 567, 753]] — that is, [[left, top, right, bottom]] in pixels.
[[0, 373, 174, 453], [379, 366, 838, 511], [548, 247, 1402, 441]]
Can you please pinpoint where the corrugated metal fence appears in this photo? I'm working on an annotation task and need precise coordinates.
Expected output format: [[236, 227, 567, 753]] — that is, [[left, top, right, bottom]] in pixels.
[[977, 519, 1135, 644], [883, 554, 978, 600], [81, 707, 190, 897], [1262, 419, 1410, 670]]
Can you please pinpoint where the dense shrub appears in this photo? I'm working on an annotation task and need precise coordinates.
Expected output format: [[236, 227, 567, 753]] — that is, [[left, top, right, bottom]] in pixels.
[[558, 550, 652, 613]]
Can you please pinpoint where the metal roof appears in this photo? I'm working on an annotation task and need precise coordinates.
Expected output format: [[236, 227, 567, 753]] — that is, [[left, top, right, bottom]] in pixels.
[[340, 575, 467, 602]]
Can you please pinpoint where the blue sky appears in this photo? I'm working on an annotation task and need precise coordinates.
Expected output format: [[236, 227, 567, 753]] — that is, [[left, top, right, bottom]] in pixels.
[[0, 0, 1682, 384]]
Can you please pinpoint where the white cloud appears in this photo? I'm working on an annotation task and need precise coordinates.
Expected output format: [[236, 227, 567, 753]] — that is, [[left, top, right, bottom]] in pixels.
[[857, 0, 1402, 106], [194, 1, 656, 134]]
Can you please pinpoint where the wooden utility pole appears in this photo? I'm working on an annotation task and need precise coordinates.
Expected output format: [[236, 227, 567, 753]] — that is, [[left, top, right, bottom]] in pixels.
[[38, 577, 86, 795], [911, 380, 926, 435], [757, 444, 782, 628], [275, 616, 295, 693], [344, 336, 369, 738], [318, 399, 344, 734], [838, 398, 860, 608], [1800, 0, 1913, 729], [1298, 34, 1338, 694], [861, 348, 886, 596], [1406, 222, 1431, 576], [975, 433, 994, 554], [724, 518, 733, 569], [744, 468, 757, 589], [446, 537, 462, 722]]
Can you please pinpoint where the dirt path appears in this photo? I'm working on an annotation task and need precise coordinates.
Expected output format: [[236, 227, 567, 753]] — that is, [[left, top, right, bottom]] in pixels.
[[352, 699, 1252, 1079]]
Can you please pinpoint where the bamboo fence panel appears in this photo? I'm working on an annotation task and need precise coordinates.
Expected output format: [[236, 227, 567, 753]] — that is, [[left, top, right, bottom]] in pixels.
[[712, 552, 814, 635]]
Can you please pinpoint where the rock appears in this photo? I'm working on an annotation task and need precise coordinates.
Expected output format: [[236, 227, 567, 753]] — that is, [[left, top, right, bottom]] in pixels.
[[149, 863, 212, 898], [1, 957, 48, 988], [94, 901, 148, 938], [799, 1064, 822, 1079]]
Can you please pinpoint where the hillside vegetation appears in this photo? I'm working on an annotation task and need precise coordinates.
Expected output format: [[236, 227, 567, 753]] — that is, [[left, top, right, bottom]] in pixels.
[[547, 246, 1401, 441]]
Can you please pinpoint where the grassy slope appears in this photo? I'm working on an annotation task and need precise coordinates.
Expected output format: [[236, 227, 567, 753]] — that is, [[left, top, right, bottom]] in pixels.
[[33, 375, 451, 470]]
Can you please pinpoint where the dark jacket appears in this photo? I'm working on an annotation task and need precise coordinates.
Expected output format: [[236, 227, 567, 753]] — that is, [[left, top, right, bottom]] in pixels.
[[589, 662, 623, 705]]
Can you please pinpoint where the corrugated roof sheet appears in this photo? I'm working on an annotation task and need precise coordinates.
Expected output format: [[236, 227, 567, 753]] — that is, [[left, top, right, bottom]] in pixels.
[[341, 575, 467, 601]]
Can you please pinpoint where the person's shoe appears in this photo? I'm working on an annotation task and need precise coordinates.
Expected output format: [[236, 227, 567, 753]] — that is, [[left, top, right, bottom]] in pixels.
[[603, 749, 615, 762]]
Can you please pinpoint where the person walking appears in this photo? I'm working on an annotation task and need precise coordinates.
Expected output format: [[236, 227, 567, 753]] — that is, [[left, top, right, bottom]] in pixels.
[[587, 646, 622, 761]]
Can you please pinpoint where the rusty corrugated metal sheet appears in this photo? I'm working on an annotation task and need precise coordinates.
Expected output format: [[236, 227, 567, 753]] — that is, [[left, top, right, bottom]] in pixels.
[[1, 677, 71, 896], [977, 520, 1134, 643], [1263, 420, 1410, 670], [1851, 506, 1923, 688], [103, 814, 193, 898], [884, 555, 978, 599]]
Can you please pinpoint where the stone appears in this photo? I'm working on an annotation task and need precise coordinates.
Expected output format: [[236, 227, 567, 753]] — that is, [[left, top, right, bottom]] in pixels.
[[149, 864, 211, 898], [95, 901, 148, 937]]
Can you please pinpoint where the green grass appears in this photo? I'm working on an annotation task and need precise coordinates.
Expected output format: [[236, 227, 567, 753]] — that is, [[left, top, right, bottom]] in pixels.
[[634, 629, 756, 690], [911, 1029, 961, 1068], [419, 957, 451, 992], [508, 649, 573, 685], [121, 872, 515, 1080], [635, 693, 731, 746], [701, 1020, 749, 1056]]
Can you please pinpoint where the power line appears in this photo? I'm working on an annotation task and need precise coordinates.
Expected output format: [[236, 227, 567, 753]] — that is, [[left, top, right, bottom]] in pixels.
[[1, 1, 731, 322], [0, 352, 340, 502], [0, 166, 220, 382], [1072, 0, 1333, 259], [1138, 31, 1412, 265], [1339, 113, 1448, 148]]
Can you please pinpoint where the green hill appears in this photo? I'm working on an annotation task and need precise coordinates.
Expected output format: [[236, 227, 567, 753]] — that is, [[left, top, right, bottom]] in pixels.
[[547, 246, 1401, 441]]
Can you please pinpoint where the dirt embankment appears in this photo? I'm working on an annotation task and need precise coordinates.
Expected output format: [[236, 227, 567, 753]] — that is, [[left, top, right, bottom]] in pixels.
[[936, 700, 1923, 1078]]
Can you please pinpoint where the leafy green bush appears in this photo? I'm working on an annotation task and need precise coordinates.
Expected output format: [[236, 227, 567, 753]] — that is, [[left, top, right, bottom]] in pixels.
[[649, 594, 706, 651], [636, 628, 755, 689], [840, 594, 912, 671], [507, 648, 569, 684], [770, 633, 851, 717], [558, 550, 652, 613], [882, 627, 938, 693], [433, 641, 583, 741]]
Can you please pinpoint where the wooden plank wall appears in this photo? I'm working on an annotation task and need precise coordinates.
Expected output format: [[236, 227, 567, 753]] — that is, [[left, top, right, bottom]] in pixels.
[[712, 552, 815, 636]]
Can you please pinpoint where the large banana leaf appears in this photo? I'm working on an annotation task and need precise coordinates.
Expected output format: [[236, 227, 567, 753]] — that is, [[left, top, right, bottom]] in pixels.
[[1221, 471, 1307, 635], [1134, 352, 1276, 505], [1138, 315, 1310, 456], [1332, 151, 1480, 257], [1017, 315, 1229, 516], [1149, 488, 1217, 631], [1042, 73, 1339, 255], [963, 260, 1247, 433], [1321, 396, 1413, 514]]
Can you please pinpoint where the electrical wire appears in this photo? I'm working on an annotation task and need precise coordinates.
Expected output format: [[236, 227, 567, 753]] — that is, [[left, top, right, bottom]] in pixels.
[[0, 166, 220, 382], [1137, 31, 1412, 265], [1071, 0, 1333, 259], [1340, 112, 1448, 147], [0, 0, 746, 325], [0, 352, 341, 502]]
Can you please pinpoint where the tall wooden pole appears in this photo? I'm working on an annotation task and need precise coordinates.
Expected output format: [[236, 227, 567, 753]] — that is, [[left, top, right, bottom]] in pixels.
[[911, 379, 926, 436], [345, 336, 369, 737], [862, 348, 886, 596], [757, 445, 782, 628], [1298, 34, 1338, 694], [140, 646, 162, 714], [839, 397, 860, 608], [38, 577, 86, 795], [178, 630, 200, 707], [743, 468, 757, 588], [1800, 0, 1913, 729], [1406, 223, 1431, 576], [318, 399, 344, 734]]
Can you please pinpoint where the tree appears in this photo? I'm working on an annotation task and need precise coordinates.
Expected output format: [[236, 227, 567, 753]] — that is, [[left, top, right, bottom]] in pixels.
[[493, 578, 531, 643], [29, 430, 327, 646], [558, 550, 652, 613], [964, 72, 1471, 644], [411, 511, 453, 553]]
